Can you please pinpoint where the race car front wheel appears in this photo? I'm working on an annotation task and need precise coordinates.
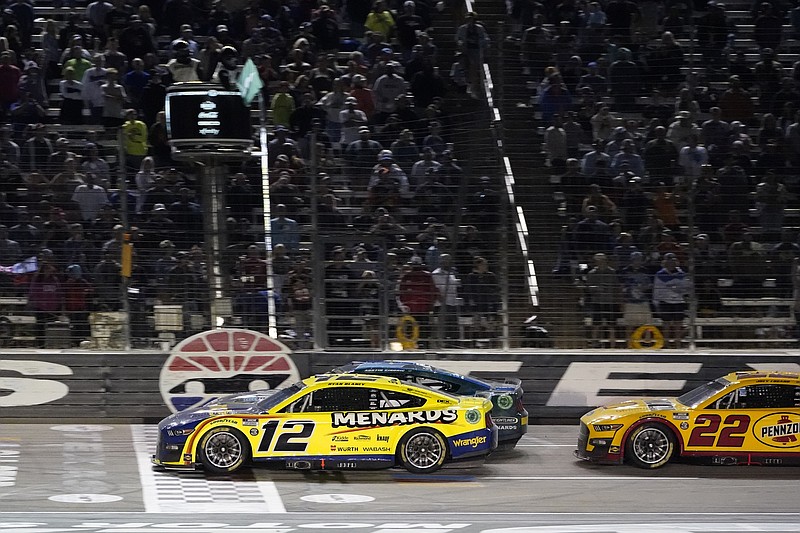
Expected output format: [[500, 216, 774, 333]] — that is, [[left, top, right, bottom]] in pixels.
[[198, 427, 251, 475], [398, 428, 447, 474], [625, 423, 675, 469]]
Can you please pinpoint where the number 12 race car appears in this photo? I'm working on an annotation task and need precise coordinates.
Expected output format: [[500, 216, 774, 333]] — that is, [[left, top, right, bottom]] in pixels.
[[153, 373, 498, 474], [576, 371, 800, 468]]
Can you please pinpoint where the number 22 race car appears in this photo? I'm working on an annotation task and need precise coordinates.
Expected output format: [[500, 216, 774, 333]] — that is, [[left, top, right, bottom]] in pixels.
[[153, 373, 498, 474], [576, 371, 800, 468]]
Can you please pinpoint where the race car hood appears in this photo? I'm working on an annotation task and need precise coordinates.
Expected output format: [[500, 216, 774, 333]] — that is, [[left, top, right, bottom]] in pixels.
[[582, 398, 680, 423], [159, 389, 282, 429]]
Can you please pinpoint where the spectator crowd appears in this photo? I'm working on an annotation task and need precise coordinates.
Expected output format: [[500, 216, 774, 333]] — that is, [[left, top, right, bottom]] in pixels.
[[508, 0, 800, 345], [0, 0, 504, 348]]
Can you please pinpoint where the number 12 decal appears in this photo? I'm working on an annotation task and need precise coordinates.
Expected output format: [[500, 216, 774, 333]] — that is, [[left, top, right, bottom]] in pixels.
[[258, 420, 315, 452], [688, 414, 750, 447]]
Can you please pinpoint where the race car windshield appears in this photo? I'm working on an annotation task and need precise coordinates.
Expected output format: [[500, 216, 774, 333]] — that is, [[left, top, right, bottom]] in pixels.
[[257, 382, 306, 411], [676, 377, 731, 408]]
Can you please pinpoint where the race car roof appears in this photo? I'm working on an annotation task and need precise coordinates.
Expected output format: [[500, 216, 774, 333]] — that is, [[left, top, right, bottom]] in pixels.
[[343, 360, 491, 389], [730, 371, 800, 383]]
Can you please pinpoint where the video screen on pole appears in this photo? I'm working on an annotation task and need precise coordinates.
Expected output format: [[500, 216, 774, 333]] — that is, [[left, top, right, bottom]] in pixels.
[[165, 85, 252, 142]]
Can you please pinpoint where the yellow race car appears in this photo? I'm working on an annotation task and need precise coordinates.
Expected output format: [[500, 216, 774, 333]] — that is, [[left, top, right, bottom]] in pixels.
[[153, 373, 498, 474], [576, 371, 800, 468]]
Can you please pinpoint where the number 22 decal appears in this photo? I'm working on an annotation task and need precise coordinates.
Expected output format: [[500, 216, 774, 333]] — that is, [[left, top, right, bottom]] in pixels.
[[258, 420, 315, 452], [688, 414, 750, 447]]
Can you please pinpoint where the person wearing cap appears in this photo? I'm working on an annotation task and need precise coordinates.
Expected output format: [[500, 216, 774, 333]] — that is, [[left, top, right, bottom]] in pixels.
[[345, 125, 383, 183], [18, 62, 46, 108], [652, 252, 690, 347], [619, 251, 654, 338], [366, 149, 412, 209], [610, 138, 645, 176], [166, 39, 200, 82], [119, 14, 156, 60], [339, 94, 368, 145], [608, 46, 641, 106], [409, 146, 442, 187], [677, 134, 708, 181], [171, 24, 198, 58], [79, 54, 107, 124], [350, 73, 375, 118], [315, 78, 346, 145], [396, 0, 424, 53], [59, 66, 85, 125], [372, 60, 406, 120], [270, 81, 296, 129], [753, 47, 784, 97], [456, 11, 489, 98], [667, 110, 700, 149]]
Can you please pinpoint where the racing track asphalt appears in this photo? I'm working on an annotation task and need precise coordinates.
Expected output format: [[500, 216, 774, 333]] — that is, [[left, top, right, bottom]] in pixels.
[[1, 424, 799, 532]]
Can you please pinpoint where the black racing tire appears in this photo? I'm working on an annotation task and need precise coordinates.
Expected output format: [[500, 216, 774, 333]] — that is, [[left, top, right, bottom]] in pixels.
[[625, 423, 675, 469], [197, 427, 251, 475], [398, 428, 447, 474]]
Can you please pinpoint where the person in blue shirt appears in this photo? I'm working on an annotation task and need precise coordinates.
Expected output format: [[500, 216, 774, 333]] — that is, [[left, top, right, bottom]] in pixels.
[[270, 203, 300, 251]]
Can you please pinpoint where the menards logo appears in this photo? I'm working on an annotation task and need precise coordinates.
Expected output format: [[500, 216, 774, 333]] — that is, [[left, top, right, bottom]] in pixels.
[[754, 413, 800, 448]]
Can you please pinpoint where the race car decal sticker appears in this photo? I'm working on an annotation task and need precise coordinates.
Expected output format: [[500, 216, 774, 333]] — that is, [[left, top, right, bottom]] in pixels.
[[257, 420, 315, 452], [331, 409, 458, 428], [688, 414, 750, 447], [754, 412, 800, 448]]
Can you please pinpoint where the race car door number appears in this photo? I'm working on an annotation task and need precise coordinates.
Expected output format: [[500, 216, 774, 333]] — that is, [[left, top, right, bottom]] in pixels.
[[688, 414, 750, 447], [258, 420, 315, 452]]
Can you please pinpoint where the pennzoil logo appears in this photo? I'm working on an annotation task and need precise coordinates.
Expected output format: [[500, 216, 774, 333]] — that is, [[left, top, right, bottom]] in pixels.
[[754, 412, 800, 448]]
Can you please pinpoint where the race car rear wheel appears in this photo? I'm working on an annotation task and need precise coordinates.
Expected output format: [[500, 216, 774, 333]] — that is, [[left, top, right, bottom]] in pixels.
[[625, 423, 675, 469], [398, 428, 447, 474], [198, 427, 251, 475]]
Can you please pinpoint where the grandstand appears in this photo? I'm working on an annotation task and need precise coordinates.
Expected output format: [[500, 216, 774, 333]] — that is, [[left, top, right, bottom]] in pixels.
[[475, 0, 800, 347], [0, 0, 524, 350], [0, 0, 797, 350]]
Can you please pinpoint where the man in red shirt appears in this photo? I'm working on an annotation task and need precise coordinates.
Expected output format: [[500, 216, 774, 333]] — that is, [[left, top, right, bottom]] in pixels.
[[0, 52, 22, 111], [397, 256, 438, 348]]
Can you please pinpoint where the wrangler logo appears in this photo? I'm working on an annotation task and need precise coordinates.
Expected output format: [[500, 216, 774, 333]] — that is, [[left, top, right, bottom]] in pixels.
[[452, 436, 487, 448]]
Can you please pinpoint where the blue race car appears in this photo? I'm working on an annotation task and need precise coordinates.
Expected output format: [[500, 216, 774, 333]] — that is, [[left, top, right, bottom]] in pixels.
[[334, 360, 528, 448]]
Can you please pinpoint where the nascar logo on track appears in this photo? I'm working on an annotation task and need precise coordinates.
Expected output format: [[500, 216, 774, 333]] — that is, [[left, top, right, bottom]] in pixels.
[[754, 412, 800, 448], [159, 329, 300, 413]]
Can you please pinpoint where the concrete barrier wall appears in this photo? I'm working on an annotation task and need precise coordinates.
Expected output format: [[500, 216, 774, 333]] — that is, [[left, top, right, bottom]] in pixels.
[[2, 350, 799, 421]]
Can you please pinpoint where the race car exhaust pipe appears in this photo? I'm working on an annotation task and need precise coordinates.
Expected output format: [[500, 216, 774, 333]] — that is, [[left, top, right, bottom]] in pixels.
[[286, 460, 312, 470]]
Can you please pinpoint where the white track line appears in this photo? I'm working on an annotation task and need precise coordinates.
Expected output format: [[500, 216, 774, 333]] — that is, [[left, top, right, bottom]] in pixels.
[[130, 425, 286, 513], [483, 476, 700, 480]]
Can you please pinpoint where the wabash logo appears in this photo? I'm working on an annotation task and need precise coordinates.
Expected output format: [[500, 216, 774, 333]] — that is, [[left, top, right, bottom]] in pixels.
[[159, 329, 300, 413]]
